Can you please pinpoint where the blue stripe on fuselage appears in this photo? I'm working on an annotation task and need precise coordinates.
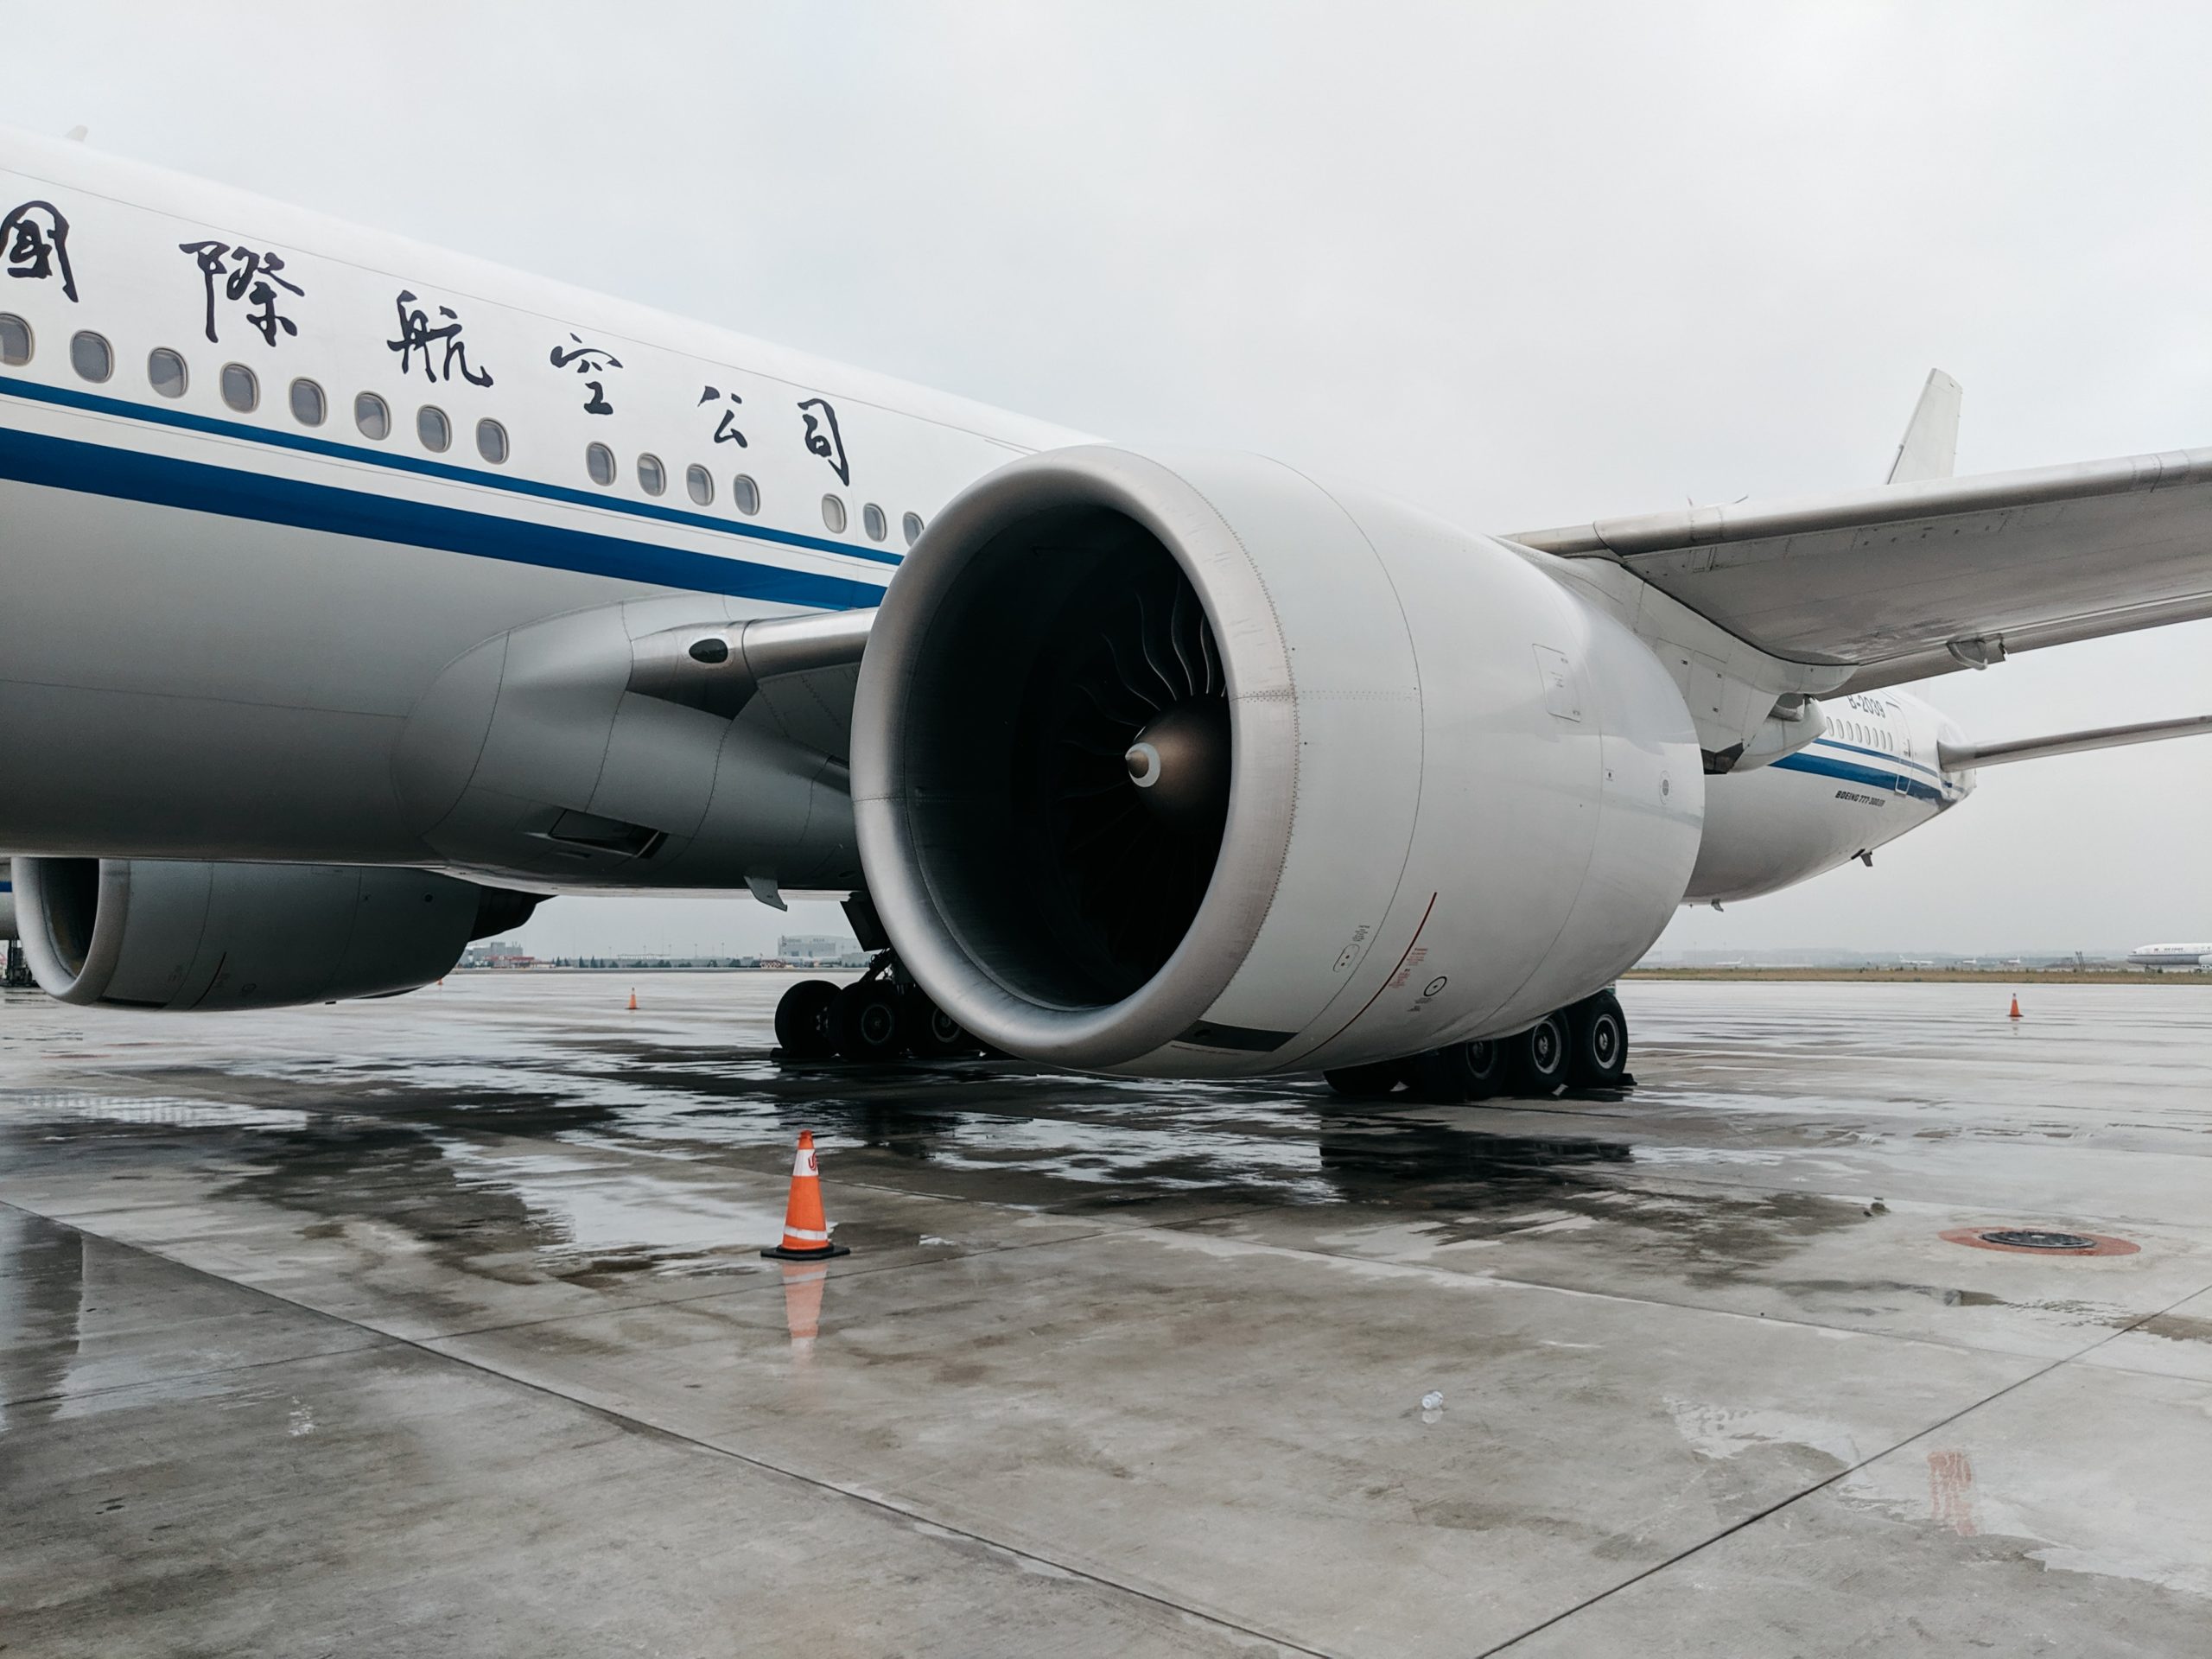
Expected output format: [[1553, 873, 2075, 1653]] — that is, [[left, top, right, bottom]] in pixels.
[[1770, 745, 1948, 803], [0, 423, 888, 611], [1815, 735, 1944, 785], [0, 372, 905, 569]]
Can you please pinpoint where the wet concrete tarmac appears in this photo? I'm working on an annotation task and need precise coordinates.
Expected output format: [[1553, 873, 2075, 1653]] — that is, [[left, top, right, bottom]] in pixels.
[[2, 973, 2209, 1656]]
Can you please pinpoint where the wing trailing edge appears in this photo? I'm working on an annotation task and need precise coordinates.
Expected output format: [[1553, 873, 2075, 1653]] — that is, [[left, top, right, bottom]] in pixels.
[[1509, 443, 2212, 690], [1938, 711, 2212, 771]]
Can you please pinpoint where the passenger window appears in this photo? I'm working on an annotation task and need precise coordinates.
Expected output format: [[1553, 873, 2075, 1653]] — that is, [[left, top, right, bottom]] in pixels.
[[289, 378, 326, 426], [70, 330, 112, 383], [354, 391, 391, 441], [902, 511, 923, 547], [220, 362, 258, 412], [147, 347, 188, 398], [0, 313, 29, 365], [862, 502, 887, 542], [475, 418, 508, 464], [637, 454, 666, 496], [821, 493, 847, 533], [587, 442, 616, 486], [416, 404, 450, 452], [731, 474, 760, 515], [686, 463, 713, 506]]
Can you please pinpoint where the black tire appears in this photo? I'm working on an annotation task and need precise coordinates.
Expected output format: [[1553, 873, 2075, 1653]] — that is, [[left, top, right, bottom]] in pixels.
[[774, 978, 841, 1058], [1324, 1061, 1402, 1099], [1566, 990, 1628, 1089], [1408, 1040, 1506, 1103], [1510, 1013, 1570, 1095], [902, 989, 970, 1058], [831, 981, 905, 1061]]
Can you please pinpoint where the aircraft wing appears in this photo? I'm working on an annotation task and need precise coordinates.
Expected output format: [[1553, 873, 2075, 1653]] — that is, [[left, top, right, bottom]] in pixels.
[[1508, 445, 2212, 693], [1937, 710, 2212, 771]]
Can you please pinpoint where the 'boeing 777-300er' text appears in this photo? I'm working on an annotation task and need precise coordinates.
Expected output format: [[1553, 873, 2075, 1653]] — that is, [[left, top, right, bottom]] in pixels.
[[2, 129, 2208, 1097]]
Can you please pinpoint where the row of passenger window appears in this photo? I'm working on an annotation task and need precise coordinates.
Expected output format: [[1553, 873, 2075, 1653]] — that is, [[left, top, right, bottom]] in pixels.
[[577, 440, 918, 543], [6, 318, 511, 461], [3, 314, 925, 543], [1836, 718, 1898, 755]]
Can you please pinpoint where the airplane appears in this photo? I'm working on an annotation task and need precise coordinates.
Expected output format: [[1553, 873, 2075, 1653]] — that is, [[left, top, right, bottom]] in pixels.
[[3, 126, 2210, 1103], [2126, 943, 2212, 969]]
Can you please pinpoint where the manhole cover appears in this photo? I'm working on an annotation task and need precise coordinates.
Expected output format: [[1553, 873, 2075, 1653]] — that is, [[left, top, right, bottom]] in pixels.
[[1941, 1226, 2139, 1257], [1979, 1230, 2096, 1251]]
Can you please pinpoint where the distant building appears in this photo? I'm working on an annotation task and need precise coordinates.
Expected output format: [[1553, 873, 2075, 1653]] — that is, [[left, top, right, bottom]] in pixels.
[[778, 934, 860, 964], [459, 939, 536, 969]]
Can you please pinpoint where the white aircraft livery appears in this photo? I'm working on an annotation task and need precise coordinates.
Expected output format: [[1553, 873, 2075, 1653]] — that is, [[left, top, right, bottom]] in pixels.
[[2127, 943, 2212, 969], [3, 128, 2209, 1096]]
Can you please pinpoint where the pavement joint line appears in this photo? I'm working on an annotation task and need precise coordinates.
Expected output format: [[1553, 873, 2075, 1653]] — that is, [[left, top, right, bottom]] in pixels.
[[0, 1185, 1122, 1350], [1469, 1269, 2212, 1657], [419, 1223, 1124, 1344], [0, 1193, 1345, 1659], [0, 1329, 403, 1413], [6, 1112, 2182, 1370], [1115, 1219, 2092, 1363]]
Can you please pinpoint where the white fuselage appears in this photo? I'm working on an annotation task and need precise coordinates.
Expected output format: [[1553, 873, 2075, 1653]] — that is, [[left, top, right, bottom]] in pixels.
[[0, 129, 1976, 918], [1687, 690, 1976, 905], [2128, 943, 2212, 968], [0, 130, 1077, 876]]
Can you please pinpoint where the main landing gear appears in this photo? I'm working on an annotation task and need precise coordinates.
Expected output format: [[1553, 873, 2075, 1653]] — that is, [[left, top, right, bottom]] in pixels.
[[1323, 988, 1630, 1103], [773, 954, 979, 1064]]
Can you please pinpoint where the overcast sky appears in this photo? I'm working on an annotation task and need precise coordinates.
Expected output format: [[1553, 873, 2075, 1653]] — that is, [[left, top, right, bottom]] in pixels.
[[12, 3, 2210, 957]]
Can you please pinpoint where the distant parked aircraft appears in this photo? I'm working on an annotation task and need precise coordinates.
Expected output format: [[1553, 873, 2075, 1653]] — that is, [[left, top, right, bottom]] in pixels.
[[2126, 943, 2212, 969]]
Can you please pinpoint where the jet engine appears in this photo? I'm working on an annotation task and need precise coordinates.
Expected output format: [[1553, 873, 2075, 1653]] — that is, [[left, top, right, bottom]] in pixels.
[[850, 447, 1706, 1077], [11, 858, 537, 1010]]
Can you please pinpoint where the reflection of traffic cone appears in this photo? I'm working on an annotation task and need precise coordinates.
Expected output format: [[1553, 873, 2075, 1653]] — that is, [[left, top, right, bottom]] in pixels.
[[779, 1260, 829, 1362], [627, 988, 638, 1011], [761, 1131, 851, 1261], [2008, 995, 2022, 1020]]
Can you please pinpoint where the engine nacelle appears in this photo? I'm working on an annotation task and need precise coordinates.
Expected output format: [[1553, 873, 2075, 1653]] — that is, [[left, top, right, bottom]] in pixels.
[[12, 858, 536, 1010], [851, 447, 1705, 1076]]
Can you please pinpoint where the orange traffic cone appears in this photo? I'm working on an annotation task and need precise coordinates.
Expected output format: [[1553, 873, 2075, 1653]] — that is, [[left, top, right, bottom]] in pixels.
[[2008, 995, 2022, 1020], [627, 988, 638, 1011], [762, 1131, 850, 1261]]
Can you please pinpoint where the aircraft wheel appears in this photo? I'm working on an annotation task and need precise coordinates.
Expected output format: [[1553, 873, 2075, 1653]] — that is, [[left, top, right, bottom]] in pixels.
[[1566, 990, 1629, 1089], [773, 978, 841, 1058], [902, 990, 971, 1058], [1410, 1039, 1505, 1103], [831, 980, 904, 1061], [1511, 1012, 1571, 1095], [1324, 1061, 1402, 1099]]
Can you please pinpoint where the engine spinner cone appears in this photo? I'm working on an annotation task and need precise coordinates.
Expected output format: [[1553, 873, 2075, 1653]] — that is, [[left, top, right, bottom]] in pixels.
[[1126, 696, 1231, 833]]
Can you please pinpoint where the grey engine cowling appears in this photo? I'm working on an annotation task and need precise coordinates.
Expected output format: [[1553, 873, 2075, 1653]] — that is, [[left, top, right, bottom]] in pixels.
[[11, 857, 535, 1010]]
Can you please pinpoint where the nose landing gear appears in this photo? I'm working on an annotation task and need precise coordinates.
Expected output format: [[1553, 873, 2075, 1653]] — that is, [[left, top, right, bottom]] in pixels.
[[1324, 988, 1631, 1102]]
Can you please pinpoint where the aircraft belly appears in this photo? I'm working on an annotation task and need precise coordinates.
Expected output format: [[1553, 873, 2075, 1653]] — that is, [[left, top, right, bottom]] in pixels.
[[0, 474, 745, 861], [1685, 752, 1940, 905]]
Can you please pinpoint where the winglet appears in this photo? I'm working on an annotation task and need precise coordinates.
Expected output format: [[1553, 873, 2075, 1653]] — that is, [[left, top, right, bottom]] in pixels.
[[1885, 369, 1962, 485]]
